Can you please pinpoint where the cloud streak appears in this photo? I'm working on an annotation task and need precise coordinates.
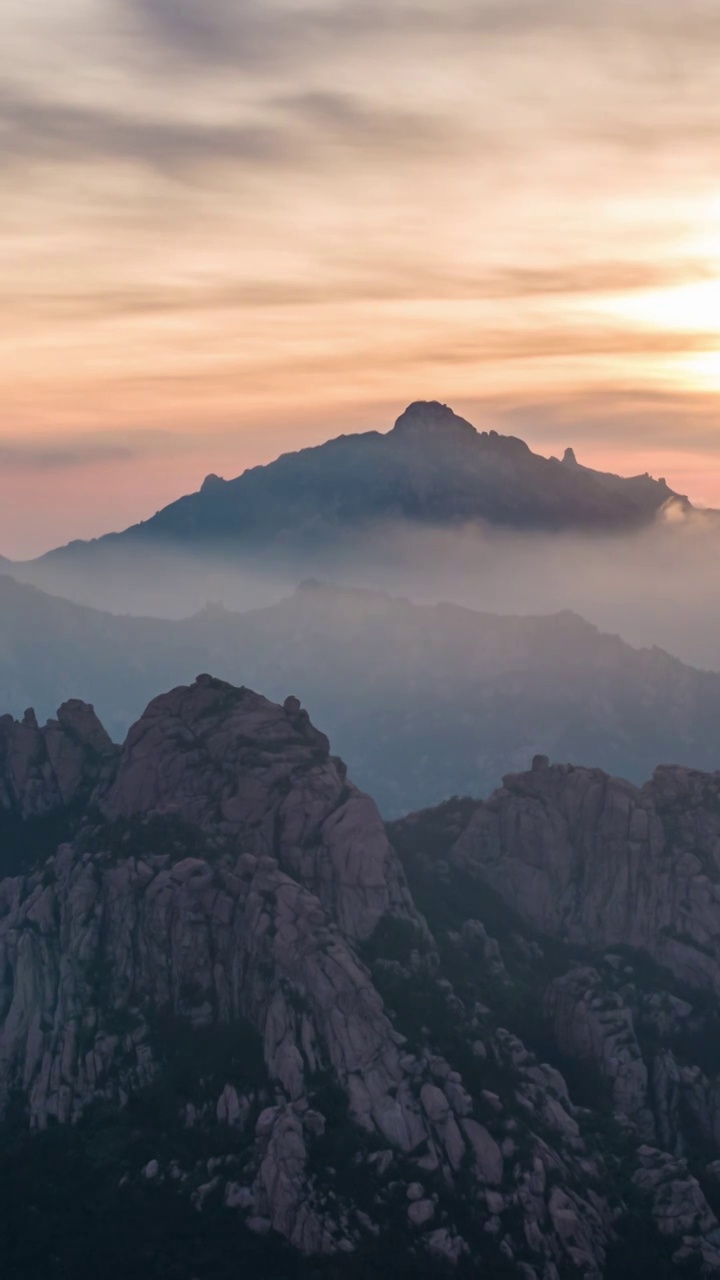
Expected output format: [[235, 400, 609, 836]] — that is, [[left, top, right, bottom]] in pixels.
[[0, 81, 473, 180], [0, 430, 182, 471], [1, 0, 720, 547], [3, 258, 710, 324], [0, 87, 292, 174], [122, 0, 720, 73]]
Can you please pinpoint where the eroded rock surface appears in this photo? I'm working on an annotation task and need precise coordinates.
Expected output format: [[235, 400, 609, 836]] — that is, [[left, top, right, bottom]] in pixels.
[[0, 699, 117, 821], [452, 758, 720, 991], [5, 684, 720, 1276], [101, 677, 416, 942]]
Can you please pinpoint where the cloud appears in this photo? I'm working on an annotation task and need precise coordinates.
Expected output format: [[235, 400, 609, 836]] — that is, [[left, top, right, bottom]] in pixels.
[[465, 386, 720, 458], [275, 89, 465, 153], [0, 430, 180, 471], [121, 0, 720, 75], [5, 3, 720, 187], [0, 86, 291, 175], [0, 80, 470, 179], [3, 259, 709, 327], [239, 324, 720, 375], [119, 0, 449, 72]]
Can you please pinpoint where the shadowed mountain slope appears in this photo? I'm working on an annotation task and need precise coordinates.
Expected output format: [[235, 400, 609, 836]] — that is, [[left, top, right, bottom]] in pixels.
[[28, 402, 690, 571]]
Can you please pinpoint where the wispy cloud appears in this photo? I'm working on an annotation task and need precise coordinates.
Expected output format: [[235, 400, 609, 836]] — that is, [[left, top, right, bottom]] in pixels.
[[0, 430, 181, 471], [2, 259, 711, 326], [1, 0, 720, 542], [0, 81, 471, 180], [121, 0, 720, 73], [0, 86, 292, 174], [474, 387, 720, 457]]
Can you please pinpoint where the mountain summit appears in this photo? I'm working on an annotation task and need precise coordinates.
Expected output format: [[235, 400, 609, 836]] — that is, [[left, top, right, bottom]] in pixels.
[[28, 402, 688, 573], [391, 399, 478, 440]]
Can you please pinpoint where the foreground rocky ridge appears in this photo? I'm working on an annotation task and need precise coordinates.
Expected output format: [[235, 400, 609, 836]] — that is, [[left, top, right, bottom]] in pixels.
[[449, 756, 720, 992], [2, 681, 720, 1276], [0, 697, 117, 820]]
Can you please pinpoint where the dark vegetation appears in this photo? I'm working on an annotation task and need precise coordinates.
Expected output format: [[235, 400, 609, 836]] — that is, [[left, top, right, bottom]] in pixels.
[[0, 802, 83, 877], [0, 1107, 500, 1280]]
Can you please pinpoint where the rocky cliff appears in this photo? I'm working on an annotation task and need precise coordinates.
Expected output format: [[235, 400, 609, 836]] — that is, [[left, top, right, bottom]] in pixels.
[[450, 756, 720, 992], [3, 682, 720, 1277], [0, 697, 117, 820], [391, 759, 720, 1275]]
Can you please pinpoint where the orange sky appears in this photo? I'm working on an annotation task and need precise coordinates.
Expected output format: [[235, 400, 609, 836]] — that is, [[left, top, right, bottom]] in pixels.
[[2, 0, 720, 557]]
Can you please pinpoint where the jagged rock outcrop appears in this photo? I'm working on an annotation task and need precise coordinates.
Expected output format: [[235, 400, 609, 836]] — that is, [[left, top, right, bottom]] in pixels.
[[0, 841, 413, 1137], [545, 967, 655, 1138], [100, 676, 416, 943], [451, 758, 720, 992], [7, 682, 720, 1276], [0, 699, 117, 821], [391, 778, 720, 1276], [0, 678, 616, 1275], [0, 681, 424, 1146], [632, 1146, 720, 1271]]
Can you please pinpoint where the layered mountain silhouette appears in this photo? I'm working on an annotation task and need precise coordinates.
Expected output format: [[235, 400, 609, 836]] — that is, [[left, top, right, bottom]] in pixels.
[[2, 573, 720, 816], [23, 402, 689, 572], [4, 675, 720, 1275]]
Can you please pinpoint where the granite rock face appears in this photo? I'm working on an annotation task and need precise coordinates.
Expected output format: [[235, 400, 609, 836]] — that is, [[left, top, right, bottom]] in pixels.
[[0, 698, 117, 821], [0, 680, 550, 1269], [101, 676, 415, 942], [391, 768, 720, 1276], [452, 758, 720, 991], [0, 680, 421, 1138], [545, 967, 655, 1138], [5, 683, 720, 1275]]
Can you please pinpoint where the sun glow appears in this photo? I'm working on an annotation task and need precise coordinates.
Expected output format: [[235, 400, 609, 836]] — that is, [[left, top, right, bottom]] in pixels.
[[588, 272, 720, 388], [679, 350, 720, 389], [596, 277, 720, 333]]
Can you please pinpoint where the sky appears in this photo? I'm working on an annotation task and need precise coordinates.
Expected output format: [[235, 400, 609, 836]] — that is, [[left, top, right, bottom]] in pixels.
[[2, 0, 720, 557]]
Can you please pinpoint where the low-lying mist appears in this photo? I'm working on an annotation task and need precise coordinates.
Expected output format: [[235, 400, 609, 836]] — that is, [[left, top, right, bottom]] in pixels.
[[4, 504, 720, 817], [10, 505, 720, 668]]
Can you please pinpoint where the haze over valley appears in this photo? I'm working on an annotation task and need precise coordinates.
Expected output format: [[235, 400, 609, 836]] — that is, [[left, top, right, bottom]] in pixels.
[[4, 568, 720, 817], [6, 400, 720, 666]]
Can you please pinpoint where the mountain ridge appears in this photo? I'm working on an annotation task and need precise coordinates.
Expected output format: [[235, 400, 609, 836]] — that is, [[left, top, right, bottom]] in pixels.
[[20, 401, 692, 569], [3, 572, 720, 815], [4, 676, 720, 1274], [3, 572, 720, 816]]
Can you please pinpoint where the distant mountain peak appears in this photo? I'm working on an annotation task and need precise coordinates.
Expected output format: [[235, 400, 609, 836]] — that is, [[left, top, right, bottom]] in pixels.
[[391, 400, 477, 439], [27, 400, 701, 579], [562, 446, 579, 467]]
